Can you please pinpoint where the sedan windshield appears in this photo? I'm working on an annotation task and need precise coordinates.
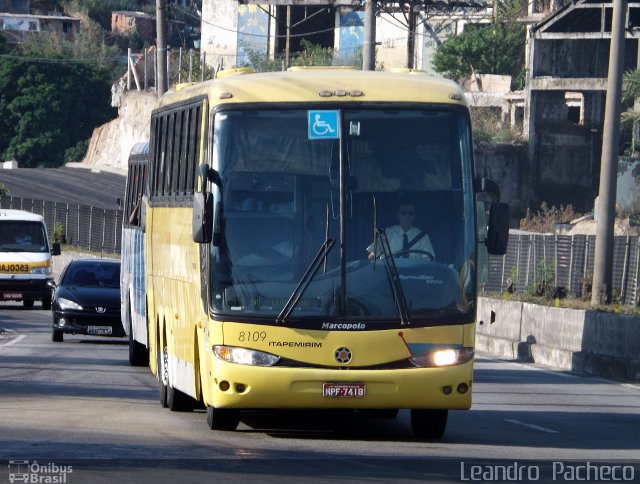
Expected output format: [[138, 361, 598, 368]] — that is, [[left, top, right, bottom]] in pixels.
[[208, 108, 476, 327], [63, 263, 120, 288]]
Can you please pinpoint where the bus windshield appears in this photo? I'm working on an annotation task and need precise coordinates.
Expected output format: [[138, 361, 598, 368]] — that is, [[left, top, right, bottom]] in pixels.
[[209, 107, 477, 327], [0, 221, 49, 253]]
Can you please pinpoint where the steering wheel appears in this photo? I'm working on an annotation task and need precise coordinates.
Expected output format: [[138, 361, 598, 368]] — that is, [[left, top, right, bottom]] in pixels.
[[392, 249, 435, 262]]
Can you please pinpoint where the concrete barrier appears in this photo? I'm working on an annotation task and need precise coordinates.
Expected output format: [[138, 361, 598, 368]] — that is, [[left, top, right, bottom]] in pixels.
[[478, 296, 640, 381]]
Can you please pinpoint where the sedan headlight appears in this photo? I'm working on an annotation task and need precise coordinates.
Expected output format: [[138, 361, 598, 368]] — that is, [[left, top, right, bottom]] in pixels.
[[410, 347, 474, 368], [213, 345, 280, 366], [57, 297, 83, 310], [31, 266, 52, 275]]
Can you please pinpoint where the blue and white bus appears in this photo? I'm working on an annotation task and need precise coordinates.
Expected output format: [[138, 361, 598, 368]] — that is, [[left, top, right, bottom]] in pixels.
[[120, 142, 149, 366]]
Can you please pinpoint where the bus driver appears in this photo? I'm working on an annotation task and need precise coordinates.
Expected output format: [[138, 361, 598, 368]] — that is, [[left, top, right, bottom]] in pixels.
[[367, 202, 435, 261]]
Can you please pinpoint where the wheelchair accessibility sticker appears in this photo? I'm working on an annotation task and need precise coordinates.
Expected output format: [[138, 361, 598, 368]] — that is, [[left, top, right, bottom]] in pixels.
[[308, 110, 340, 140]]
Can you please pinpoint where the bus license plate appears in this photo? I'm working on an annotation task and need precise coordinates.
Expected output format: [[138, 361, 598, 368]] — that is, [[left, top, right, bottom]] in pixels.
[[87, 326, 112, 336], [2, 292, 22, 299], [323, 383, 366, 398]]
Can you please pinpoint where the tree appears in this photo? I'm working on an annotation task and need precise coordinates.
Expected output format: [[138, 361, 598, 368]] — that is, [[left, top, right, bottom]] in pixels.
[[432, 22, 526, 90], [0, 58, 115, 167], [621, 69, 640, 155]]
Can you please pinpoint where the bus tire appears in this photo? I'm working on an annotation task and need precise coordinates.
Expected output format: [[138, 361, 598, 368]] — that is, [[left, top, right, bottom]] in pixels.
[[52, 330, 63, 342], [23, 299, 34, 308], [167, 385, 196, 412], [206, 406, 240, 431], [42, 298, 51, 310], [410, 409, 448, 439], [128, 300, 149, 367], [158, 338, 168, 408]]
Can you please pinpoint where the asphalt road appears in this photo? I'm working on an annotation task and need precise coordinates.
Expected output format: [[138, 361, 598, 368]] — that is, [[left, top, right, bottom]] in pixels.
[[0, 167, 126, 210], [1, 304, 639, 483]]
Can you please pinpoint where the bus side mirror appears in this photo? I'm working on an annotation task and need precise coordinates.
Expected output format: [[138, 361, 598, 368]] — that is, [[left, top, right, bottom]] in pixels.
[[487, 202, 509, 255], [193, 191, 213, 243]]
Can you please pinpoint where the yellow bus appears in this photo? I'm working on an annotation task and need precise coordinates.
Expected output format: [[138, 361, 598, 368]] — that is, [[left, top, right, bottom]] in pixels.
[[144, 67, 508, 438]]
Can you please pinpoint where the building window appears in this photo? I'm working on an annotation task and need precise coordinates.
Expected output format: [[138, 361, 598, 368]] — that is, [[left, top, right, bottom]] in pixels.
[[63, 21, 72, 34], [29, 21, 38, 31]]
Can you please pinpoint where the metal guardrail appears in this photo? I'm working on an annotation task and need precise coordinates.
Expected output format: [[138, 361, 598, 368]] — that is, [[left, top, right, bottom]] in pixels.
[[484, 232, 640, 305], [1, 194, 123, 255]]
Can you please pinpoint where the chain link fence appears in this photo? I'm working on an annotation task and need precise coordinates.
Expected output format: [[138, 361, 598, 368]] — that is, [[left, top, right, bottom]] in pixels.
[[1, 194, 123, 255], [4, 194, 639, 305], [484, 232, 640, 305]]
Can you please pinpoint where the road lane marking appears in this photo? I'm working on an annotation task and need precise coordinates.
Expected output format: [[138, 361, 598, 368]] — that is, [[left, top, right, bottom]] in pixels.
[[505, 418, 559, 434], [0, 335, 26, 347]]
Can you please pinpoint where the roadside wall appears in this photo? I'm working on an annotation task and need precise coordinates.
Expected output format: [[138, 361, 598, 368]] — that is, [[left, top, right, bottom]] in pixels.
[[52, 250, 118, 278], [477, 297, 640, 381]]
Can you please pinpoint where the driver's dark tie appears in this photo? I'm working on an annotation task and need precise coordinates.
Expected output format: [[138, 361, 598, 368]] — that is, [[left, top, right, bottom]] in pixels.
[[402, 233, 409, 258]]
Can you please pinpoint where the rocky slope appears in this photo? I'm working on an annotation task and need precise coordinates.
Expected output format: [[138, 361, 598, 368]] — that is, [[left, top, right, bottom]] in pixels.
[[80, 88, 157, 174]]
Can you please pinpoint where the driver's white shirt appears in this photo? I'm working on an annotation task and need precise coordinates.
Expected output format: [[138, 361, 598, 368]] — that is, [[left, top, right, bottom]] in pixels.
[[367, 225, 435, 260]]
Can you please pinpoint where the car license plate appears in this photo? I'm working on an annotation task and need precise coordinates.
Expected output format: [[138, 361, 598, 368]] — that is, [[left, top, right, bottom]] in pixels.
[[2, 292, 22, 299], [323, 382, 366, 398], [87, 326, 112, 336]]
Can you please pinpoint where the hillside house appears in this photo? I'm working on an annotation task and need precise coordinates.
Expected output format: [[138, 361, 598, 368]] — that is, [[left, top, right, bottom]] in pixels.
[[0, 12, 79, 44]]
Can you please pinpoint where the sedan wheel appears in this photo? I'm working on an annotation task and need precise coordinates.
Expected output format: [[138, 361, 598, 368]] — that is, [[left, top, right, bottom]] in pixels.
[[52, 330, 63, 342]]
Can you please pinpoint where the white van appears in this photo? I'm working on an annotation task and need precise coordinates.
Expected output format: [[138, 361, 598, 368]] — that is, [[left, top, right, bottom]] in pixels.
[[0, 209, 60, 309]]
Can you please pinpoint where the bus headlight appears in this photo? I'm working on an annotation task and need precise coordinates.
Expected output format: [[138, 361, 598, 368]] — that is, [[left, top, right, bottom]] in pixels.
[[213, 345, 280, 366], [410, 348, 474, 368]]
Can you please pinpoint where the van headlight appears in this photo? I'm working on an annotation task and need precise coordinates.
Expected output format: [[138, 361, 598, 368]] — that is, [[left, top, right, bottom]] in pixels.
[[410, 347, 474, 368], [213, 345, 280, 366], [31, 266, 52, 275]]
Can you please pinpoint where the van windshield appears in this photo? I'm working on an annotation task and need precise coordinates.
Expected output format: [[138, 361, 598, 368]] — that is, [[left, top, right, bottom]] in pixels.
[[0, 221, 49, 253]]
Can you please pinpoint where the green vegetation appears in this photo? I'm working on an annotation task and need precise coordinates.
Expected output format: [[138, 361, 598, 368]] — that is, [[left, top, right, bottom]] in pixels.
[[0, 58, 115, 168], [486, 291, 640, 315], [519, 203, 580, 233], [432, 22, 526, 91]]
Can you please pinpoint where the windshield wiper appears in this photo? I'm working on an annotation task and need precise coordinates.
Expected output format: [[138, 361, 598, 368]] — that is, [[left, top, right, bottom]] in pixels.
[[374, 228, 411, 326], [277, 237, 335, 324]]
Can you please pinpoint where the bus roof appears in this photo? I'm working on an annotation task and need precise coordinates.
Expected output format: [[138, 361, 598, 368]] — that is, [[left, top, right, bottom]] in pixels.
[[0, 209, 44, 222], [156, 68, 467, 110]]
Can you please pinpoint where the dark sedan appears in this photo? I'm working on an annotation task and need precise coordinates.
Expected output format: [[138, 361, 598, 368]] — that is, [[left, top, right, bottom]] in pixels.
[[51, 259, 124, 342]]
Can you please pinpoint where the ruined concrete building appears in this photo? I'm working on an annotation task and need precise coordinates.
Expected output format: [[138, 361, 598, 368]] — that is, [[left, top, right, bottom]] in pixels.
[[524, 0, 640, 213]]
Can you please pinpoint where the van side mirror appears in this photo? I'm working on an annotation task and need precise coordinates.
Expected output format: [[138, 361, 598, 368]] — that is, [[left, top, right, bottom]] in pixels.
[[51, 242, 61, 256], [487, 202, 509, 255]]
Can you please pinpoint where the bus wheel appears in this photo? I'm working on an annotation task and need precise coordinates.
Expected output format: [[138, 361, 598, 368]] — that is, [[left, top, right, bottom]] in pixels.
[[52, 330, 63, 342], [158, 342, 168, 408], [23, 299, 34, 308], [410, 409, 448, 439], [167, 385, 196, 412], [128, 301, 149, 367], [42, 298, 51, 310], [206, 406, 240, 431]]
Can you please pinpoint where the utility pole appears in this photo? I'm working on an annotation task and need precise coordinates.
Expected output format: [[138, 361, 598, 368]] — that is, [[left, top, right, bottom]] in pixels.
[[592, 0, 627, 305], [363, 0, 376, 70], [156, 0, 168, 97], [406, 5, 417, 69]]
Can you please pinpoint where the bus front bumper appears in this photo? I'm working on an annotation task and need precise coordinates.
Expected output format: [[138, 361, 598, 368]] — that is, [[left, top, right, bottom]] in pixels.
[[203, 358, 474, 410]]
